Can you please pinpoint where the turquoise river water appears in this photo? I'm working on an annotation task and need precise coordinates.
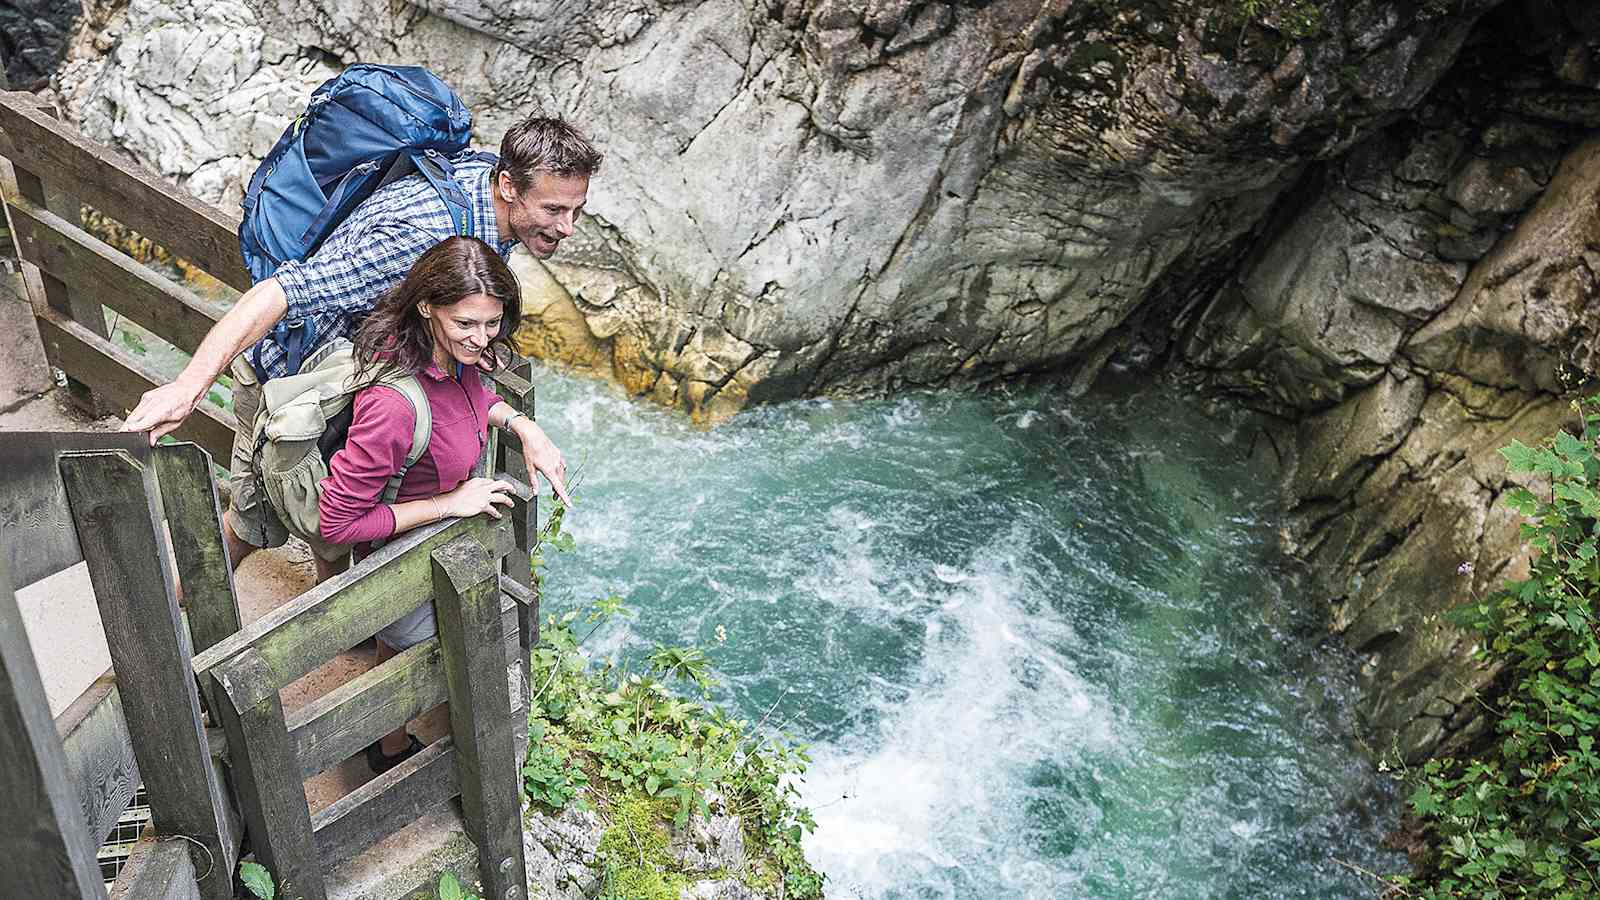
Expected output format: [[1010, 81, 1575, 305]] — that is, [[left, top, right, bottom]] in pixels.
[[529, 368, 1402, 899]]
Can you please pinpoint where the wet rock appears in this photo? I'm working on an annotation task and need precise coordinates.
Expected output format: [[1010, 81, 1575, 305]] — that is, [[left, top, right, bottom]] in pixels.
[[0, 0, 78, 90], [1407, 136, 1600, 394]]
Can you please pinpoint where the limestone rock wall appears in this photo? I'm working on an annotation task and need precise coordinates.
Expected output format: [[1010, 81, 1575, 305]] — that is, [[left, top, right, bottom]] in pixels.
[[1182, 0, 1600, 760], [56, 0, 1496, 422], [42, 0, 1600, 761]]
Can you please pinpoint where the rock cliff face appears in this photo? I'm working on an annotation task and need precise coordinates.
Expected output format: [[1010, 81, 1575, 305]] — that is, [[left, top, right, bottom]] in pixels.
[[0, 0, 79, 90], [43, 0, 1600, 760], [1181, 1, 1600, 760]]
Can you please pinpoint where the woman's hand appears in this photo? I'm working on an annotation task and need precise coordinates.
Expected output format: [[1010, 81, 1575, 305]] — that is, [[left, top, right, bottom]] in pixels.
[[437, 477, 518, 520], [512, 419, 574, 507]]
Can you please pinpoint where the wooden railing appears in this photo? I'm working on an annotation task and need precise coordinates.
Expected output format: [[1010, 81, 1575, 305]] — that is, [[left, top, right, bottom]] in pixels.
[[193, 508, 533, 900], [0, 89, 244, 458], [0, 89, 544, 900]]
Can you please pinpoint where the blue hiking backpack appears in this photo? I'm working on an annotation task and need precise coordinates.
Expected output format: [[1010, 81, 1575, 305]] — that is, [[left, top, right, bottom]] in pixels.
[[239, 64, 482, 376]]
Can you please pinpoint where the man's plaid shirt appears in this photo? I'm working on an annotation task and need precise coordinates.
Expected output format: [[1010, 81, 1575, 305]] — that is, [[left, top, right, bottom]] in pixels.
[[250, 151, 519, 379]]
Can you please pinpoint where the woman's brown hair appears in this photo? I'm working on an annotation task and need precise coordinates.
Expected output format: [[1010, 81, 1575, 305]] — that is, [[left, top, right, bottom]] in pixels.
[[352, 236, 521, 386]]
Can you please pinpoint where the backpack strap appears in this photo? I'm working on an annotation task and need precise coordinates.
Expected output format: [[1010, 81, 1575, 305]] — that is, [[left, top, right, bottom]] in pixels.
[[378, 374, 433, 507], [411, 149, 475, 239]]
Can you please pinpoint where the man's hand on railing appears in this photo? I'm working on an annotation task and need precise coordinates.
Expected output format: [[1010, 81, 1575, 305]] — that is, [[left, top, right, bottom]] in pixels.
[[123, 380, 205, 444], [120, 277, 289, 444]]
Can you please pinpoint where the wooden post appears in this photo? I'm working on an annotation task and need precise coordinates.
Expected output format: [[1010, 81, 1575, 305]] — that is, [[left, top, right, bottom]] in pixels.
[[492, 358, 538, 750], [432, 535, 527, 900], [152, 442, 243, 718], [210, 649, 325, 900], [0, 554, 109, 900], [58, 450, 234, 900]]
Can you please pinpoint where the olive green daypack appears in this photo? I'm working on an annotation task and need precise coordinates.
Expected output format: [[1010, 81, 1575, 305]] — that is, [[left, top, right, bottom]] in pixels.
[[251, 338, 431, 560]]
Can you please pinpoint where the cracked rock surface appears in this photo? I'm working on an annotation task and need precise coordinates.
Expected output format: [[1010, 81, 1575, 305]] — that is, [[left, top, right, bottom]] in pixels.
[[1184, 0, 1600, 761], [522, 801, 770, 899], [44, 0, 1600, 760]]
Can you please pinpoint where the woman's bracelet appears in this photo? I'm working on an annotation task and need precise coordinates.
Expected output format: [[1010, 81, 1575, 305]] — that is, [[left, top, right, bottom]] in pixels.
[[502, 410, 528, 429], [431, 497, 444, 522]]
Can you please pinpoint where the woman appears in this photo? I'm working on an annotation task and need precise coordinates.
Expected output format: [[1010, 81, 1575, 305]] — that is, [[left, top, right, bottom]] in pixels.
[[318, 235, 551, 773]]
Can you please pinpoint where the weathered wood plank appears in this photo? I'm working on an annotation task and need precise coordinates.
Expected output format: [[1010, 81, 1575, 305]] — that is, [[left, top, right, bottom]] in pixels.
[[0, 90, 49, 108], [0, 553, 109, 900], [54, 672, 140, 845], [210, 649, 325, 900], [2, 99, 110, 415], [0, 429, 152, 589], [152, 443, 242, 656], [309, 737, 460, 871], [107, 834, 201, 900], [58, 450, 233, 900], [6, 194, 227, 354], [191, 515, 512, 690], [287, 594, 525, 779], [35, 307, 235, 461], [494, 364, 539, 754], [153, 442, 243, 721], [0, 95, 251, 289], [433, 535, 528, 900]]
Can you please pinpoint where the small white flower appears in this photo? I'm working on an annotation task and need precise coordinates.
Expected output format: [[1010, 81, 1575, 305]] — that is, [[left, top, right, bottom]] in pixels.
[[715, 625, 728, 644]]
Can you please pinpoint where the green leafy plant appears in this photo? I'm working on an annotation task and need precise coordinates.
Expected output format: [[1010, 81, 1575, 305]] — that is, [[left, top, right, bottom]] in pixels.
[[523, 718, 590, 810], [436, 871, 482, 900], [520, 480, 822, 897], [1390, 398, 1600, 898], [239, 860, 275, 900]]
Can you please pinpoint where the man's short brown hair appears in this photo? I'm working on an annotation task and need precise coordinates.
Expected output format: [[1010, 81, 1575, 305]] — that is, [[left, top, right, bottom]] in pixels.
[[493, 115, 603, 190]]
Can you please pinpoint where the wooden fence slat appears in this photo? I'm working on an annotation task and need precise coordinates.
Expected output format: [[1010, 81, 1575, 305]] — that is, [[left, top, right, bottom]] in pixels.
[[107, 834, 201, 900], [6, 194, 227, 354], [433, 535, 528, 900], [191, 515, 511, 690], [0, 429, 154, 594], [0, 553, 109, 900], [152, 443, 243, 656], [59, 450, 235, 900], [0, 95, 251, 289], [7, 123, 112, 415], [287, 597, 524, 779], [54, 673, 140, 844], [494, 361, 538, 756], [35, 307, 235, 461], [211, 649, 325, 900], [309, 738, 460, 871], [152, 442, 243, 722]]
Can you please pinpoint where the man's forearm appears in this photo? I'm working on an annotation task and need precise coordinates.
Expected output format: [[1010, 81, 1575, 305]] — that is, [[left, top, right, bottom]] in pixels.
[[175, 277, 288, 395]]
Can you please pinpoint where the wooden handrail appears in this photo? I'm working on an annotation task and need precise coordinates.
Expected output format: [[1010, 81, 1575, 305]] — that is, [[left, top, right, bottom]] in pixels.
[[0, 93, 250, 289], [6, 193, 229, 354], [191, 514, 514, 689], [34, 306, 234, 460]]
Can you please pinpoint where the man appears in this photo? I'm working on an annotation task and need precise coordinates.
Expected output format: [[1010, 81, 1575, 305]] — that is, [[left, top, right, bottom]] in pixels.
[[124, 114, 601, 574]]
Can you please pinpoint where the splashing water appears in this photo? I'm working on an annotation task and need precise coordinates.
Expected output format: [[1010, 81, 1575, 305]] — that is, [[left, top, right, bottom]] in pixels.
[[530, 369, 1400, 899]]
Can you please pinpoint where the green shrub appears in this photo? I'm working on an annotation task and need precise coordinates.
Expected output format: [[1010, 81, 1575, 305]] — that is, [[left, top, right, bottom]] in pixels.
[[1392, 399, 1600, 898], [524, 598, 822, 898]]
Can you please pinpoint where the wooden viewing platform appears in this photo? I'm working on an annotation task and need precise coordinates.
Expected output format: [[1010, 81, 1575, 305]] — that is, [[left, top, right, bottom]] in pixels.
[[0, 90, 545, 900]]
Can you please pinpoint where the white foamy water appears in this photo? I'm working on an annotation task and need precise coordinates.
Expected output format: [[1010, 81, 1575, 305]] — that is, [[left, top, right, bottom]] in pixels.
[[529, 368, 1401, 899]]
